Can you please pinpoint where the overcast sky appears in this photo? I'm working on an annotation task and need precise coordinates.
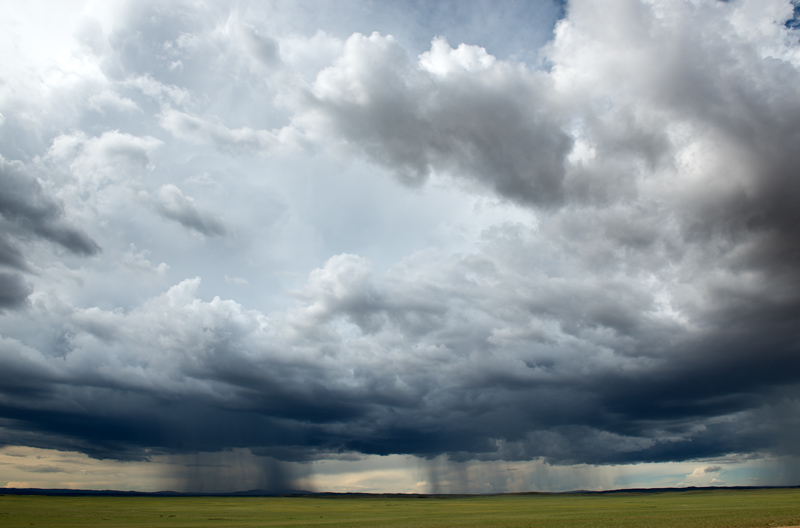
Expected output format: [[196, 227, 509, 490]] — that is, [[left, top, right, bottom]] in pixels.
[[1, 0, 800, 494]]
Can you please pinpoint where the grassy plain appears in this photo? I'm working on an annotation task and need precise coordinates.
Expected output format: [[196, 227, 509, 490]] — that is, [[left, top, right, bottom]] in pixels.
[[1, 488, 799, 528]]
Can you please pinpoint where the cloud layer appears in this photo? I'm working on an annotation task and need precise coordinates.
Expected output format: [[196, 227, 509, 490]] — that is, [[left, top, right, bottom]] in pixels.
[[1, 0, 799, 491]]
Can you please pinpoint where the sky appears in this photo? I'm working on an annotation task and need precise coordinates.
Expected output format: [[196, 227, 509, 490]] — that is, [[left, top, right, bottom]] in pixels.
[[1, 0, 799, 494]]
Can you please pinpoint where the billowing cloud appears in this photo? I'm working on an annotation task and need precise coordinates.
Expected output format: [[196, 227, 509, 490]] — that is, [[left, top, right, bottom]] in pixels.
[[292, 33, 572, 205], [2, 243, 798, 466], [0, 0, 799, 493]]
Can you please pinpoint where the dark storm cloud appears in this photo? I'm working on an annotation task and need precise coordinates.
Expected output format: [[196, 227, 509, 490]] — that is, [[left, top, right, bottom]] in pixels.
[[0, 273, 31, 310], [1, 0, 800, 492], [0, 235, 29, 271], [1, 237, 798, 468], [0, 157, 100, 256]]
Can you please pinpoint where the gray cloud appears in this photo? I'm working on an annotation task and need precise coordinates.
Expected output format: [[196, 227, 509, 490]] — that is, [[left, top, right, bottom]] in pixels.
[[0, 157, 100, 256], [160, 109, 282, 154], [293, 34, 572, 206], [0, 272, 32, 310], [16, 465, 65, 474], [0, 234, 796, 466], [0, 234, 29, 272], [238, 24, 281, 68], [153, 184, 227, 237], [0, 156, 100, 309]]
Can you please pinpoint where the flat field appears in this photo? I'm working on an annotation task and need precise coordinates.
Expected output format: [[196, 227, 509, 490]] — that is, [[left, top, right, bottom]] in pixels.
[[1, 488, 799, 528]]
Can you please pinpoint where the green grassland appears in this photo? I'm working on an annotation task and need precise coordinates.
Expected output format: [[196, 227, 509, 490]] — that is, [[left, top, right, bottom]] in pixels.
[[1, 488, 799, 528]]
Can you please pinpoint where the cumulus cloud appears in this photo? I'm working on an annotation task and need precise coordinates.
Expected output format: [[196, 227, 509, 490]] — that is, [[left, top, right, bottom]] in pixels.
[[1, 242, 797, 466], [292, 33, 572, 205]]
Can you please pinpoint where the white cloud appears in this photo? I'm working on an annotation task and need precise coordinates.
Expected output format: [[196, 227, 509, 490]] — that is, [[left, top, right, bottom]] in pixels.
[[689, 465, 723, 478], [48, 130, 162, 189], [160, 109, 285, 153], [126, 75, 193, 108], [225, 275, 249, 286], [88, 90, 140, 113], [120, 244, 170, 276]]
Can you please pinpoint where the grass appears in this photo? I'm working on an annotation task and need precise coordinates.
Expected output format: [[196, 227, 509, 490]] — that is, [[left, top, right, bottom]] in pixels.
[[0, 488, 799, 528]]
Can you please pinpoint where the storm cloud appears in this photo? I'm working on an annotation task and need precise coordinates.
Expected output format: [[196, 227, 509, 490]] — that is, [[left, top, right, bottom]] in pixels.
[[0, 156, 100, 310], [0, 0, 799, 492], [0, 157, 100, 257]]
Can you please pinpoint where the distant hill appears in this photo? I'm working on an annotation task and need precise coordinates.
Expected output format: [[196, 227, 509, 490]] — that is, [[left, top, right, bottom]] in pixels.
[[0, 488, 314, 497], [1, 485, 797, 497]]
